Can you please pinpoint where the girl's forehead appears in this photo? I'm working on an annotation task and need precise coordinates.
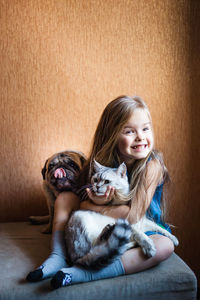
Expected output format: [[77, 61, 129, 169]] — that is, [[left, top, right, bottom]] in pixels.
[[125, 109, 150, 126]]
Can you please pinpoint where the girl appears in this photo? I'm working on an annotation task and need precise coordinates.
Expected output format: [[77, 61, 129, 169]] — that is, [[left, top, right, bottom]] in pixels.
[[27, 95, 174, 288]]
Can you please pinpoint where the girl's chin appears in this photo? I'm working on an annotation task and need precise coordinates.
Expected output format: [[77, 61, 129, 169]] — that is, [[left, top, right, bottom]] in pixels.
[[130, 149, 151, 159]]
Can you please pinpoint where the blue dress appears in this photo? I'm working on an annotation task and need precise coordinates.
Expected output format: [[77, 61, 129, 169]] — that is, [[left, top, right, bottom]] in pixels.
[[145, 182, 171, 236], [140, 156, 171, 236]]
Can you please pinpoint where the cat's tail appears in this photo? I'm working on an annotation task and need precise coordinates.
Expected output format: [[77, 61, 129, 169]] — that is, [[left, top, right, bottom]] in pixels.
[[76, 219, 133, 269]]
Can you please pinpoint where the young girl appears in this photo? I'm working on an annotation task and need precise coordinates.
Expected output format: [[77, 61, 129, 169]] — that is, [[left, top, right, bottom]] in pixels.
[[27, 95, 174, 288]]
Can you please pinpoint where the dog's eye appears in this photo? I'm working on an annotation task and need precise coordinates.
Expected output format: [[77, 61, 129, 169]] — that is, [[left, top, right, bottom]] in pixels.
[[68, 161, 75, 167], [68, 160, 80, 171], [48, 163, 54, 171]]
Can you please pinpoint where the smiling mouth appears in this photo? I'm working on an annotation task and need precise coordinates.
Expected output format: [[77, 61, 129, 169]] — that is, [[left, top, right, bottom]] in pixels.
[[132, 144, 147, 150]]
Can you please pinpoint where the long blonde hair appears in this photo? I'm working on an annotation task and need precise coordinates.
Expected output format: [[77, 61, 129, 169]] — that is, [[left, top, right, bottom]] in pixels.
[[80, 95, 169, 222]]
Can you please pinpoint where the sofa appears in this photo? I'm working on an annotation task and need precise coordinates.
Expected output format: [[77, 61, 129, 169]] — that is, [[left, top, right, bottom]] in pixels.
[[0, 222, 197, 300]]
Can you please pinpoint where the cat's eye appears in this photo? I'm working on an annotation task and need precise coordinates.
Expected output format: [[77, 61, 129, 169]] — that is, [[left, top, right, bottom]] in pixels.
[[104, 180, 110, 184], [93, 178, 98, 183]]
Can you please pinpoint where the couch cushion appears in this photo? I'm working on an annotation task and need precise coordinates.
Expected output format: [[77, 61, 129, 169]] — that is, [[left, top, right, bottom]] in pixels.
[[0, 222, 197, 300]]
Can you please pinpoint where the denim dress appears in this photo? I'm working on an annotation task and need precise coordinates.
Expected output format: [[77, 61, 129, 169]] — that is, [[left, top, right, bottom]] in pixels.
[[145, 182, 171, 236]]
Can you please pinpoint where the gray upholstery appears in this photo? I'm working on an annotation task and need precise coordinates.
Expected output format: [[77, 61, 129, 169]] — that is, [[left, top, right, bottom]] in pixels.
[[0, 222, 197, 300]]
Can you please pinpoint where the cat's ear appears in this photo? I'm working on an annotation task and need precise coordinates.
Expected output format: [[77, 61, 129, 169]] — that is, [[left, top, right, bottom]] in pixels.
[[93, 159, 103, 172], [117, 162, 127, 178]]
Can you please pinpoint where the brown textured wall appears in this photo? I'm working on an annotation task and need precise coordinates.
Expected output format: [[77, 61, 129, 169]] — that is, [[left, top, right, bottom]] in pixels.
[[0, 0, 199, 281]]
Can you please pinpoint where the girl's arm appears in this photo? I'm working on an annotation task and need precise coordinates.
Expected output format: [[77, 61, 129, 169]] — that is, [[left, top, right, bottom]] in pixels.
[[80, 200, 130, 219], [80, 187, 130, 219], [80, 158, 163, 221]]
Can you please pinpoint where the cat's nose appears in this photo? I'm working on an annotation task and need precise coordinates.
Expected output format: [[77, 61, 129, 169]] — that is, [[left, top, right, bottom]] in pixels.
[[96, 186, 102, 193]]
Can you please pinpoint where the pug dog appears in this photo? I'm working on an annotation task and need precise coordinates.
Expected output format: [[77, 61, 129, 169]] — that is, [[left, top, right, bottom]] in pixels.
[[29, 150, 86, 233]]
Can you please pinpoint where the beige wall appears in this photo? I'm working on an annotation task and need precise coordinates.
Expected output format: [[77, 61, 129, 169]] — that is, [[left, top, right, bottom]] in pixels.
[[0, 0, 199, 282]]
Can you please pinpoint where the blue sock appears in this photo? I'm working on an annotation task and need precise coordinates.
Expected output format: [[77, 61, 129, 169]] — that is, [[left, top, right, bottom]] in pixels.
[[51, 258, 125, 289], [27, 231, 68, 281]]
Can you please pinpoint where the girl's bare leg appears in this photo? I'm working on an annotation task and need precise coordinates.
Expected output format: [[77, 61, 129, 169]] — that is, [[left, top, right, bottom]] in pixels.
[[121, 234, 175, 274], [50, 234, 174, 289], [26, 192, 80, 281]]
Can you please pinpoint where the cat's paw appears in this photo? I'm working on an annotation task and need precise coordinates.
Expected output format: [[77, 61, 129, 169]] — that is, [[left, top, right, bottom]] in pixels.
[[113, 219, 132, 245], [141, 238, 157, 257], [98, 224, 116, 241], [170, 235, 179, 246]]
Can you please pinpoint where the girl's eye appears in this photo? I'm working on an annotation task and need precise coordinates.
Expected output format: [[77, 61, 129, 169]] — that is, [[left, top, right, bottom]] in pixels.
[[143, 127, 150, 131], [104, 180, 110, 184], [124, 129, 134, 135]]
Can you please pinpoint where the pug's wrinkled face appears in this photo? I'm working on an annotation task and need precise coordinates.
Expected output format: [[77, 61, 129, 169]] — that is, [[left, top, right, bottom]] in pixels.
[[42, 152, 82, 192]]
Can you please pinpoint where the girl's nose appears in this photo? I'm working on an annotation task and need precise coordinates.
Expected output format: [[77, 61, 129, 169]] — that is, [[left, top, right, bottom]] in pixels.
[[135, 130, 144, 141]]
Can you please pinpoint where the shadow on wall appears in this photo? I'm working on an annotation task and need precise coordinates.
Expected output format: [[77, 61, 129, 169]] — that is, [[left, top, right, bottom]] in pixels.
[[188, 0, 200, 285]]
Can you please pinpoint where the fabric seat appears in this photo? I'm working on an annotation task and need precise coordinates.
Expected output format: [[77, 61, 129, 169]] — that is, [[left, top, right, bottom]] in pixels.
[[0, 222, 197, 300]]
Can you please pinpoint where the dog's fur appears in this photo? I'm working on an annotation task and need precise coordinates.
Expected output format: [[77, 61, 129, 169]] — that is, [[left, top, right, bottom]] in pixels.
[[29, 150, 86, 233]]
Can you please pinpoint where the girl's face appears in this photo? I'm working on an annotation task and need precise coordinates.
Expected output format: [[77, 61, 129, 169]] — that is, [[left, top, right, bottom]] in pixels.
[[117, 108, 154, 165]]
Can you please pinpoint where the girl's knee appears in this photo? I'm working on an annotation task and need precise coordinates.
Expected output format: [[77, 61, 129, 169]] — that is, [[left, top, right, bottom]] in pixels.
[[53, 192, 80, 231], [152, 235, 174, 263]]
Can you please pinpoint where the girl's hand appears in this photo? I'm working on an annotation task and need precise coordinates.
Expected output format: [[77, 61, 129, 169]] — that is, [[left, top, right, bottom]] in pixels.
[[86, 186, 115, 205]]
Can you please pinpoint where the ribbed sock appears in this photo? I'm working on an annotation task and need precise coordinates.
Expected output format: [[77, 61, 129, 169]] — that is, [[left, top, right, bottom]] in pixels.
[[26, 231, 68, 281], [51, 258, 125, 289]]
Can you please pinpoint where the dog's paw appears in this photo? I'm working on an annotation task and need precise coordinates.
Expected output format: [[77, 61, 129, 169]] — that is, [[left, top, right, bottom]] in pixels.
[[29, 215, 49, 225], [42, 223, 52, 234]]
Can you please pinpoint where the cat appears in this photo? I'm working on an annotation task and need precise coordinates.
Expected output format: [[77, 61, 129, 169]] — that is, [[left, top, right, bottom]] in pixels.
[[91, 160, 130, 205], [65, 160, 179, 269]]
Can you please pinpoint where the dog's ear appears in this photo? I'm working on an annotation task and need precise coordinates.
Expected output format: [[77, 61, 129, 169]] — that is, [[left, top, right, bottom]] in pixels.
[[80, 155, 86, 167], [41, 159, 48, 180]]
